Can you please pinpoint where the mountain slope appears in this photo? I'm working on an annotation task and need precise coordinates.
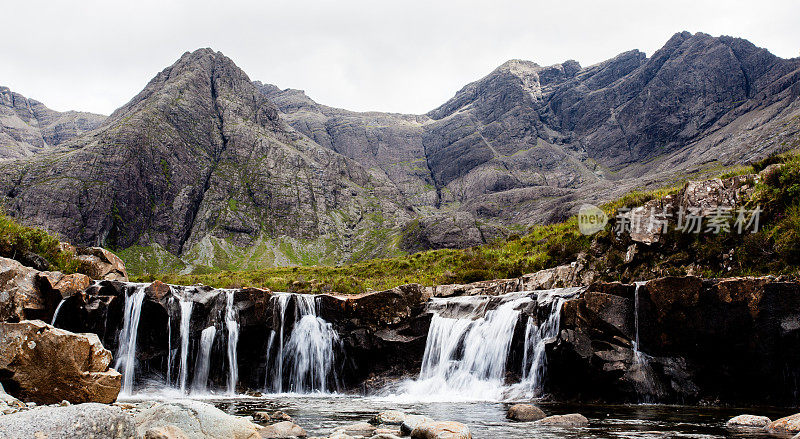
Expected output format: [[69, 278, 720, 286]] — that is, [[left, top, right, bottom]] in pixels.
[[1, 32, 799, 274], [264, 32, 800, 230], [0, 86, 105, 159], [0, 49, 412, 270]]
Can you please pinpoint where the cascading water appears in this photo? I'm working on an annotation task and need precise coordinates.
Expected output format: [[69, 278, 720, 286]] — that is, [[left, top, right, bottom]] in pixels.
[[394, 288, 581, 401], [398, 294, 531, 400], [115, 286, 147, 396], [178, 298, 193, 394], [192, 326, 216, 394], [51, 298, 66, 326], [166, 312, 172, 387], [264, 293, 342, 393], [225, 290, 239, 395], [520, 293, 566, 395], [631, 281, 662, 401]]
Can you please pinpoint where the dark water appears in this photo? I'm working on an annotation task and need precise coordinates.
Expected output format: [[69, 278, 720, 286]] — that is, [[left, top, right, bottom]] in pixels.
[[206, 395, 794, 438]]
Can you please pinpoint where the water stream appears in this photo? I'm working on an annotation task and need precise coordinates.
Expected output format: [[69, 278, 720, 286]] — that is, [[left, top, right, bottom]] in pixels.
[[50, 298, 66, 326], [114, 286, 147, 395], [393, 288, 580, 401], [264, 293, 342, 393], [177, 297, 194, 393], [192, 326, 217, 394], [225, 290, 239, 395]]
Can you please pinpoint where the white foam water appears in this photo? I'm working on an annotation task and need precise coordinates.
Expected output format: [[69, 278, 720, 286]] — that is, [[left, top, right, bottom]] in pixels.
[[631, 281, 662, 401], [225, 290, 239, 395], [264, 293, 342, 393], [520, 293, 566, 395], [178, 297, 194, 394], [392, 289, 580, 402], [51, 298, 66, 326], [115, 286, 147, 396], [192, 326, 217, 394]]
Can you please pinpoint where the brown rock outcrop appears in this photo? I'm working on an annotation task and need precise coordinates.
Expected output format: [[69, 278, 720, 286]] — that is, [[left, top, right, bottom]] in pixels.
[[0, 320, 121, 404]]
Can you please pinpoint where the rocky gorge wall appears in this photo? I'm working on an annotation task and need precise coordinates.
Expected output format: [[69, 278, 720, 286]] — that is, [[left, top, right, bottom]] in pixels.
[[2, 250, 799, 406]]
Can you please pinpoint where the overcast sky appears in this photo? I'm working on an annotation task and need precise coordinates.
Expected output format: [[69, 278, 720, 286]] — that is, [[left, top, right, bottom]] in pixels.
[[2, 0, 799, 115]]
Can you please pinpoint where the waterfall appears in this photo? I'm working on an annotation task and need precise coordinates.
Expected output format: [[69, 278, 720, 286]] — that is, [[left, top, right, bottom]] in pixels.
[[396, 293, 531, 401], [115, 286, 146, 395], [395, 288, 580, 401], [178, 298, 194, 394], [192, 326, 216, 394], [166, 313, 172, 387], [264, 293, 342, 393], [520, 294, 565, 394], [633, 281, 644, 353], [51, 298, 66, 326], [631, 281, 662, 401], [225, 290, 239, 395]]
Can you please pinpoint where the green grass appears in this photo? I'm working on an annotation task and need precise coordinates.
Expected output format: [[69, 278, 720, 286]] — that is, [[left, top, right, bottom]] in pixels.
[[0, 210, 79, 273], [134, 214, 596, 291]]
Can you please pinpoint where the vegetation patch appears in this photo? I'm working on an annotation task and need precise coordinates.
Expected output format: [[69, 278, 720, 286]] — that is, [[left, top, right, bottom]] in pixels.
[[0, 210, 79, 273]]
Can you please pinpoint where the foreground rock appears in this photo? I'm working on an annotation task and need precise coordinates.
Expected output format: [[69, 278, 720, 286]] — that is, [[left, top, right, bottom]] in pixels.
[[411, 421, 471, 439], [535, 414, 589, 426], [134, 400, 264, 439], [0, 257, 45, 322], [0, 403, 136, 439], [400, 415, 435, 435], [725, 414, 771, 428], [506, 404, 546, 421], [766, 413, 800, 435], [260, 420, 307, 438], [372, 410, 407, 425], [0, 320, 121, 404]]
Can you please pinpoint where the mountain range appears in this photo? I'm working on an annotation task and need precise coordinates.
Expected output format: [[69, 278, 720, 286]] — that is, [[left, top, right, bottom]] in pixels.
[[1, 31, 799, 273]]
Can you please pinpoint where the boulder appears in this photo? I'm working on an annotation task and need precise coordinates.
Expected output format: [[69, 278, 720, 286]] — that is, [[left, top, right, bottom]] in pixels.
[[271, 410, 293, 422], [0, 257, 45, 322], [75, 247, 128, 281], [372, 410, 407, 425], [506, 404, 546, 421], [145, 280, 171, 301], [39, 271, 92, 299], [253, 411, 272, 423], [0, 402, 136, 438], [766, 413, 800, 435], [535, 413, 589, 426], [432, 278, 521, 297], [725, 414, 771, 428], [410, 421, 471, 439], [134, 400, 263, 439], [259, 420, 307, 438], [400, 415, 435, 435], [0, 320, 121, 404], [145, 425, 191, 439]]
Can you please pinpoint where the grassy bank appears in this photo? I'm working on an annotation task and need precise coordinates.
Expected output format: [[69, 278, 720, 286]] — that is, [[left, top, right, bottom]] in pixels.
[[0, 211, 78, 273], [134, 151, 800, 292]]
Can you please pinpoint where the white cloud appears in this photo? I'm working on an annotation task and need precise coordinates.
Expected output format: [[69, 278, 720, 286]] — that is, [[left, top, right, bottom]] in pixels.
[[1, 0, 798, 115]]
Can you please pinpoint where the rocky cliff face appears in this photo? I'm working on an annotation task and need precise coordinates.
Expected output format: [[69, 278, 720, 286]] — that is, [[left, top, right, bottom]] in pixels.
[[1, 33, 799, 266], [262, 32, 800, 250], [0, 86, 105, 159], [0, 50, 412, 269]]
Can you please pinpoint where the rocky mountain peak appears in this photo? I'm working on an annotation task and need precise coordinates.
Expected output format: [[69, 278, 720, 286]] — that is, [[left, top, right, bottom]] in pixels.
[[0, 86, 105, 159]]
